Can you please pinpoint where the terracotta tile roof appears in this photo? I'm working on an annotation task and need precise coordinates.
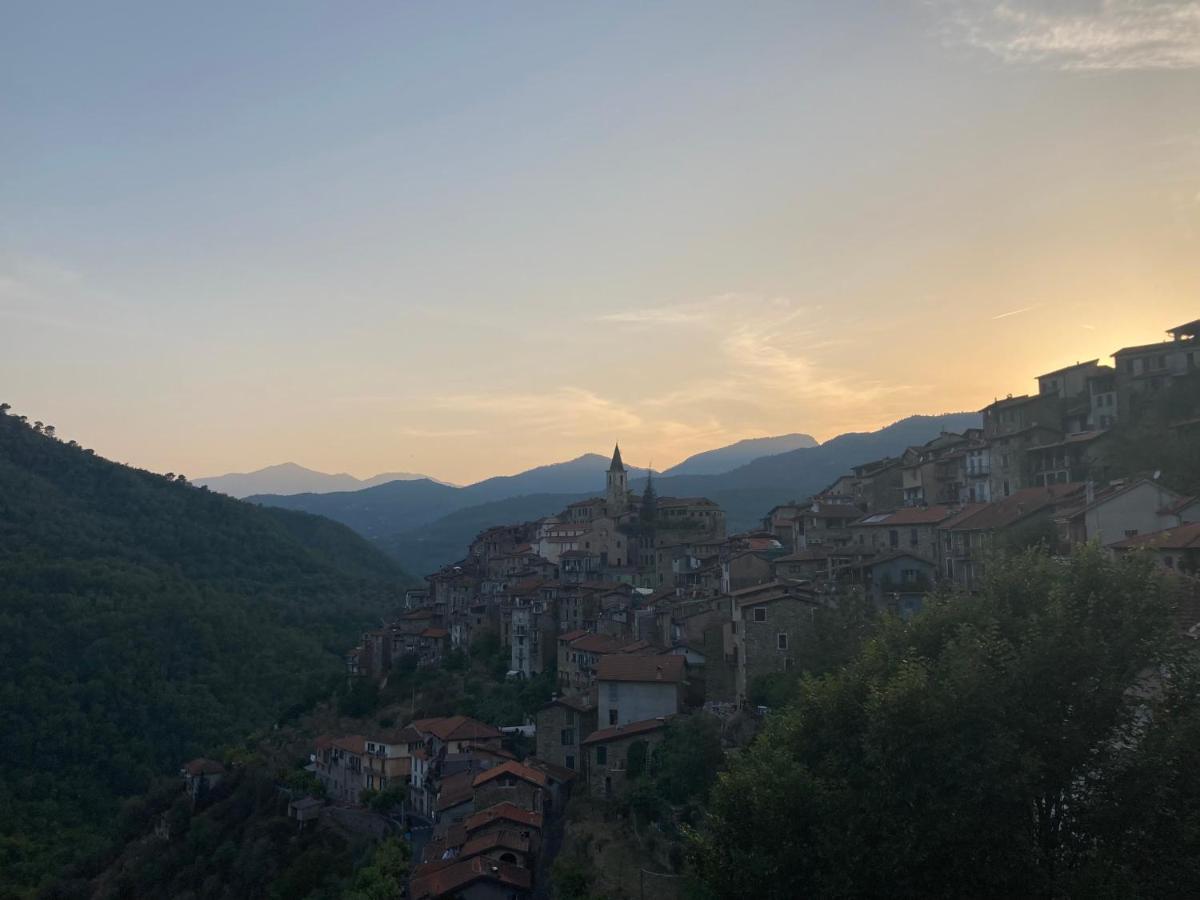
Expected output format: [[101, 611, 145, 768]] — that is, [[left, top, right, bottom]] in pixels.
[[861, 551, 935, 569], [410, 856, 532, 900], [420, 627, 450, 639], [939, 485, 1084, 532], [332, 735, 366, 755], [524, 756, 579, 783], [566, 633, 626, 654], [557, 629, 589, 643], [182, 758, 224, 776], [582, 716, 670, 746], [464, 802, 544, 833], [597, 653, 685, 684], [471, 760, 548, 789], [1111, 522, 1200, 551], [1163, 495, 1199, 516], [372, 725, 424, 745], [540, 695, 593, 713], [856, 506, 957, 526], [436, 771, 477, 811], [808, 503, 863, 519], [411, 716, 502, 743], [657, 496, 719, 508], [460, 828, 533, 859], [420, 823, 468, 863]]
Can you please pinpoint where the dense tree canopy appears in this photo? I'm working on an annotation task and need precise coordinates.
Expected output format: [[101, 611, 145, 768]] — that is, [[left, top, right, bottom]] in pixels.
[[0, 410, 409, 895], [691, 547, 1199, 898]]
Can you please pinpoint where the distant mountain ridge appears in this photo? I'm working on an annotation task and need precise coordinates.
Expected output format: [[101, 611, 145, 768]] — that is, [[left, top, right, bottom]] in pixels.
[[247, 453, 653, 539], [662, 432, 818, 477], [195, 461, 452, 498], [249, 413, 981, 576]]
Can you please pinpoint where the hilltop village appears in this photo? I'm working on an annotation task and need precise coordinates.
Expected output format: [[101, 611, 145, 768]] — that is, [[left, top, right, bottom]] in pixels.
[[261, 318, 1200, 899]]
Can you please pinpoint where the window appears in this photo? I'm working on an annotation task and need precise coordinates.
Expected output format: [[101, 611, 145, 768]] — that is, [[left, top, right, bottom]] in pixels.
[[910, 528, 919, 547], [730, 621, 737, 634], [561, 728, 574, 745], [777, 633, 788, 651], [753, 607, 766, 623], [596, 745, 607, 765], [1124, 529, 1138, 538], [608, 709, 618, 725], [1164, 556, 1175, 569], [889, 530, 899, 548], [608, 682, 618, 701], [566, 754, 575, 770]]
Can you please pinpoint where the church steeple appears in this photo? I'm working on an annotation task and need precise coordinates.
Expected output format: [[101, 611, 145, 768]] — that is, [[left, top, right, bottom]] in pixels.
[[640, 467, 657, 523], [606, 443, 628, 515], [609, 443, 625, 473]]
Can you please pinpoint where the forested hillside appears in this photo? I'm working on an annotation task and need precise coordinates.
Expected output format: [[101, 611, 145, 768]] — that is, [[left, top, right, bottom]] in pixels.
[[0, 410, 409, 896]]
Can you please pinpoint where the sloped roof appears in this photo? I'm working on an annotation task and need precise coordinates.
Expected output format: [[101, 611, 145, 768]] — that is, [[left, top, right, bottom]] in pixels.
[[472, 760, 548, 789], [420, 627, 450, 639], [411, 716, 501, 743], [1111, 522, 1200, 551], [540, 694, 593, 714], [939, 485, 1084, 532], [410, 856, 532, 900], [556, 629, 589, 643], [332, 735, 366, 755], [464, 801, 544, 833], [373, 725, 424, 745], [597, 653, 685, 684], [582, 716, 670, 746], [182, 758, 224, 776], [856, 506, 957, 526], [436, 770, 477, 811], [460, 827, 533, 859], [567, 633, 626, 654], [524, 756, 579, 783]]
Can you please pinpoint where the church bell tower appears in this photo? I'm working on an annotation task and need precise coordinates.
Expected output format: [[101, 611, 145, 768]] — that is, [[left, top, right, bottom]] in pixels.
[[606, 443, 628, 516]]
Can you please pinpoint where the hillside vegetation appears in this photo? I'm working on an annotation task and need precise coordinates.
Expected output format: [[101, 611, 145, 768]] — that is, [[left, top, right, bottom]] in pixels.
[[0, 410, 409, 896]]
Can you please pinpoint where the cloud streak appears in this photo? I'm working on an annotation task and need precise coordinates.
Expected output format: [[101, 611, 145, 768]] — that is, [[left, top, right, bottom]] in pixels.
[[940, 1, 1200, 70], [991, 304, 1040, 319]]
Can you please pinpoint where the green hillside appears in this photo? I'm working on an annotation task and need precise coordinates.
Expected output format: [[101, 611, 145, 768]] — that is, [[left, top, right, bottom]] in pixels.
[[0, 410, 409, 896]]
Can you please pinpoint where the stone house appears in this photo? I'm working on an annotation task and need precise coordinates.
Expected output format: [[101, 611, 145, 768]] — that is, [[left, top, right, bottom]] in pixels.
[[181, 758, 225, 801], [986, 424, 1063, 498], [314, 735, 366, 804], [412, 716, 503, 756], [464, 801, 543, 848], [937, 484, 1085, 588], [851, 505, 956, 560], [1112, 319, 1200, 418], [535, 696, 597, 773], [860, 551, 936, 617], [1026, 430, 1113, 487], [581, 717, 669, 799], [556, 630, 633, 696], [435, 769, 477, 830], [472, 761, 549, 814], [596, 653, 684, 728], [729, 583, 820, 703]]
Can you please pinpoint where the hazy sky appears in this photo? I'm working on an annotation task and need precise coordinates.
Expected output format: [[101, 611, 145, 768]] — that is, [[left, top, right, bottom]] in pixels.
[[3, 1, 1198, 484]]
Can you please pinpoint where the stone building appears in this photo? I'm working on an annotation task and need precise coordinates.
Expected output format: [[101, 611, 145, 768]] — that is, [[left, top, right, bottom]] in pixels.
[[728, 582, 820, 703], [472, 761, 549, 814], [581, 717, 669, 798], [535, 695, 597, 773]]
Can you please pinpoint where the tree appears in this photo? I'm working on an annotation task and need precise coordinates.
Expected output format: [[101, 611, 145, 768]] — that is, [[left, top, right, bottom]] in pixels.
[[691, 546, 1184, 899], [651, 714, 724, 804], [342, 837, 409, 900]]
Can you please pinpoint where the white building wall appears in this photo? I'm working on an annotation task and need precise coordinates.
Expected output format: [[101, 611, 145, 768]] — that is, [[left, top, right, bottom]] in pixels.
[[597, 680, 678, 727], [1084, 481, 1182, 546]]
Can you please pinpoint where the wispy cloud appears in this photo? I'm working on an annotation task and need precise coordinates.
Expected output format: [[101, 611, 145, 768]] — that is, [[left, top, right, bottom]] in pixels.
[[991, 304, 1039, 320], [939, 1, 1200, 70]]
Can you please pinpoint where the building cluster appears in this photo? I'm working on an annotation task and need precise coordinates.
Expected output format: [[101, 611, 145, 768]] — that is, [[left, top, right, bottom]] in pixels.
[[292, 318, 1199, 898], [310, 714, 573, 899]]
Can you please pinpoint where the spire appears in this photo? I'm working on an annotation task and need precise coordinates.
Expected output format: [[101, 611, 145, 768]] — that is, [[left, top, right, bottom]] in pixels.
[[640, 467, 657, 523], [609, 443, 625, 473]]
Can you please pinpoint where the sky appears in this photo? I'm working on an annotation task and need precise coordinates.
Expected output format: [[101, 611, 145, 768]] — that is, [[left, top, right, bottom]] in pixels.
[[2, 1, 1198, 484]]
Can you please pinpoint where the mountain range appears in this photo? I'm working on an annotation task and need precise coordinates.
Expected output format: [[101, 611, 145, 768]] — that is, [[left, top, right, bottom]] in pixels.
[[194, 461, 452, 498], [250, 413, 980, 576], [661, 432, 817, 476]]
